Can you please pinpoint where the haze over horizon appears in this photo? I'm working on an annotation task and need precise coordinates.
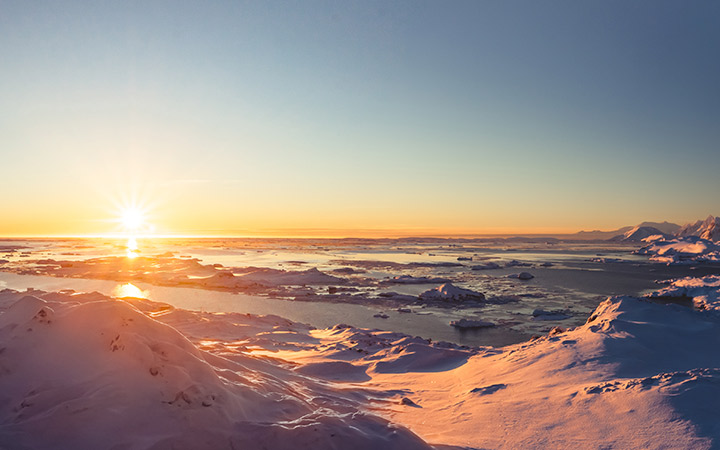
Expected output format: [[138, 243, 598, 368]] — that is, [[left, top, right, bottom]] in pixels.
[[2, 1, 719, 237]]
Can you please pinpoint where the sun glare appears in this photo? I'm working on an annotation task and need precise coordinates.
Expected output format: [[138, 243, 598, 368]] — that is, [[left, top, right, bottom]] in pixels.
[[121, 208, 145, 231]]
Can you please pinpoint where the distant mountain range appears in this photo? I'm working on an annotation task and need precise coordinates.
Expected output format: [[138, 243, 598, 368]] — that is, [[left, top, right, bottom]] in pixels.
[[575, 216, 720, 242]]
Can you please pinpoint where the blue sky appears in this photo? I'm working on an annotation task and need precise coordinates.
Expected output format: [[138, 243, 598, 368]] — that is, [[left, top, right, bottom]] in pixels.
[[1, 1, 719, 235]]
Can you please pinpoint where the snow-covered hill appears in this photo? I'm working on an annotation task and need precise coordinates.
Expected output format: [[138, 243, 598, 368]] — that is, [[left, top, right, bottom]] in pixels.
[[610, 225, 669, 242], [0, 290, 429, 450]]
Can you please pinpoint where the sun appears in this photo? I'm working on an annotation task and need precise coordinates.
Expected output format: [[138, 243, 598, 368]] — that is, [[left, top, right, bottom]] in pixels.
[[121, 208, 145, 232]]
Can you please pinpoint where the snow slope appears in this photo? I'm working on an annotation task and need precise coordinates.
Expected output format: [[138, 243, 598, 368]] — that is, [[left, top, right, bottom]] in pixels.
[[0, 290, 429, 450], [375, 294, 720, 449], [610, 225, 669, 242]]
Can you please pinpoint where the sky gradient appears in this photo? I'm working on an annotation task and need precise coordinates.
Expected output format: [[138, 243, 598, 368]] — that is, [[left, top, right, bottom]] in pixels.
[[1, 1, 719, 237]]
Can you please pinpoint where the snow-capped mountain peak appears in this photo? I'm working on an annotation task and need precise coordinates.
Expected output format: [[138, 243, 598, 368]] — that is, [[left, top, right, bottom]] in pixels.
[[677, 215, 720, 241]]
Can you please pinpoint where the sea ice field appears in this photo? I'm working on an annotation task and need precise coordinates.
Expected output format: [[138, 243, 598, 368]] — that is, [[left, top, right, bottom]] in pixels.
[[0, 237, 717, 347]]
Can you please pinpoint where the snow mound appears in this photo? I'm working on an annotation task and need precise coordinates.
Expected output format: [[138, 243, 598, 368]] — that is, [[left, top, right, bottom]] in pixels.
[[646, 275, 720, 311], [0, 291, 430, 449], [418, 283, 485, 302], [635, 236, 720, 264]]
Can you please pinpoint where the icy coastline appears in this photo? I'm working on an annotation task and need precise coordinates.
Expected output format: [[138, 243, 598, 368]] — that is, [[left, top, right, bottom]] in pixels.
[[2, 274, 720, 449]]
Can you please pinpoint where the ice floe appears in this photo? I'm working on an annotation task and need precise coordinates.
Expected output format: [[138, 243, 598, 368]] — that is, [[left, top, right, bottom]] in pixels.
[[635, 236, 720, 264], [449, 318, 495, 328], [507, 272, 535, 280], [418, 283, 485, 302], [646, 275, 720, 311]]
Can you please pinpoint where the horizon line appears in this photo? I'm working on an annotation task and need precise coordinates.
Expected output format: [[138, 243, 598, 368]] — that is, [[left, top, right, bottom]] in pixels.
[[0, 230, 614, 240]]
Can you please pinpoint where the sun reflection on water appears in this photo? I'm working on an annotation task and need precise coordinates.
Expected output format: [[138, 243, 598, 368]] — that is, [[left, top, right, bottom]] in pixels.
[[126, 236, 139, 258], [114, 282, 148, 299]]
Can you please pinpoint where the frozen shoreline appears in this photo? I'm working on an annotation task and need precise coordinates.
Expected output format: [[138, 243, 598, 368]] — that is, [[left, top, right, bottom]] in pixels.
[[2, 273, 720, 448]]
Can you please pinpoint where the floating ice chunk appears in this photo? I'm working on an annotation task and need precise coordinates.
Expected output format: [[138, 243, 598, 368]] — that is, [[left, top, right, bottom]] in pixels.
[[419, 283, 485, 302], [449, 318, 495, 328], [376, 291, 419, 303], [589, 257, 622, 263], [532, 309, 570, 321], [389, 275, 450, 284], [470, 262, 501, 270], [505, 260, 532, 268], [507, 272, 534, 280], [646, 275, 720, 311], [636, 236, 720, 264], [237, 267, 346, 285]]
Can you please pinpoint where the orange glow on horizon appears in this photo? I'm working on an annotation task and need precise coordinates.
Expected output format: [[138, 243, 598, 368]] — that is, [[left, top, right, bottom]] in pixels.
[[0, 225, 619, 240]]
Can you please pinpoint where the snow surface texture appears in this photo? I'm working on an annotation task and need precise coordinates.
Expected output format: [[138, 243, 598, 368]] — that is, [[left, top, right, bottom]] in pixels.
[[3, 277, 720, 449]]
